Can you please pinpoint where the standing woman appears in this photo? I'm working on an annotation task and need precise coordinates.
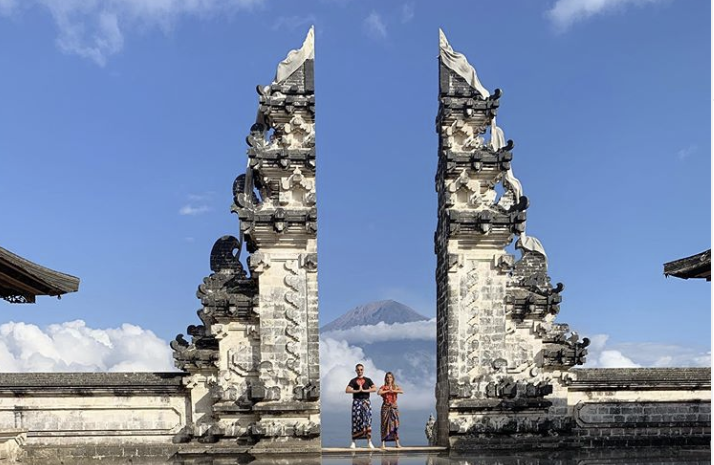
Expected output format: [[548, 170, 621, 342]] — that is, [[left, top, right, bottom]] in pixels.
[[378, 372, 403, 448]]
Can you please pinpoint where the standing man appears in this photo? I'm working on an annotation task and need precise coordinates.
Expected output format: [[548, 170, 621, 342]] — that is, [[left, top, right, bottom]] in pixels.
[[345, 363, 377, 449]]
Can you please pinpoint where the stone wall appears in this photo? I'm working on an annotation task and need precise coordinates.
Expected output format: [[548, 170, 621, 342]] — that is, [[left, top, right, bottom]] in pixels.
[[567, 368, 711, 447], [0, 372, 187, 459]]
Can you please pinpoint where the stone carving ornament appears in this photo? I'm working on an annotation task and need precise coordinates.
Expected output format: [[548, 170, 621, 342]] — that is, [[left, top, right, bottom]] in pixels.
[[273, 26, 314, 84], [277, 115, 315, 149], [444, 120, 485, 151], [439, 28, 490, 98], [436, 29, 589, 446], [172, 27, 319, 449]]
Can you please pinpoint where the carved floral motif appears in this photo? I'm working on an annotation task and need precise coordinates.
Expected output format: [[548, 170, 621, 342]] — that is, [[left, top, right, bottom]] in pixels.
[[277, 115, 315, 149], [443, 120, 486, 151]]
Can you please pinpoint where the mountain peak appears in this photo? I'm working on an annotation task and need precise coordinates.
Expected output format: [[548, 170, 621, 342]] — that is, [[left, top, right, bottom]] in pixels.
[[321, 300, 429, 333]]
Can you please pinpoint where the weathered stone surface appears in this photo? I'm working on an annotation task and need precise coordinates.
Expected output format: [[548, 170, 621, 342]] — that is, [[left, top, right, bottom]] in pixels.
[[0, 372, 184, 390], [434, 30, 710, 451], [565, 368, 711, 446], [434, 31, 589, 449], [172, 27, 320, 452], [0, 373, 188, 450], [0, 429, 26, 463], [569, 367, 711, 388]]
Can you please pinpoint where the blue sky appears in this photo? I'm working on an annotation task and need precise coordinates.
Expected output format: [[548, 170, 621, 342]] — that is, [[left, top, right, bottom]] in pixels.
[[0, 0, 710, 362]]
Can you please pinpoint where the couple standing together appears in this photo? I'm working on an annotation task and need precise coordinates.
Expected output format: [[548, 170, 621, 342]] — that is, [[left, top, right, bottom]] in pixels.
[[345, 363, 403, 449]]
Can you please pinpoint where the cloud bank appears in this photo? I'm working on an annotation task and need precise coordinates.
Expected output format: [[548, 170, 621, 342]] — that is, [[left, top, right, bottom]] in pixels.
[[319, 319, 709, 412], [0, 316, 706, 411], [321, 319, 436, 344], [546, 0, 665, 32], [584, 334, 711, 368], [0, 0, 264, 65], [319, 336, 435, 412], [0, 320, 175, 372]]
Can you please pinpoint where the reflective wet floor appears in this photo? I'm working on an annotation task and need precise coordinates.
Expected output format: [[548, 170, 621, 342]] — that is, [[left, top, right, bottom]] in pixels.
[[28, 448, 708, 465]]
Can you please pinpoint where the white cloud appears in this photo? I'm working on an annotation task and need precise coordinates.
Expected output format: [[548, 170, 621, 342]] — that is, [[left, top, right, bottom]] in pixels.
[[179, 204, 211, 216], [321, 319, 435, 344], [363, 10, 387, 40], [0, 320, 175, 372], [584, 333, 711, 368], [677, 144, 697, 160], [320, 337, 377, 411], [400, 3, 414, 23], [180, 192, 214, 215], [598, 350, 640, 368], [0, 0, 265, 66], [610, 342, 711, 367], [319, 336, 435, 411], [546, 0, 665, 32]]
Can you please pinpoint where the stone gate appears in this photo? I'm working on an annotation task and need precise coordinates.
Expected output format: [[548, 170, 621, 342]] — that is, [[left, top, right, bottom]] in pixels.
[[171, 27, 320, 452], [434, 29, 589, 449], [433, 30, 709, 450], [0, 28, 708, 460]]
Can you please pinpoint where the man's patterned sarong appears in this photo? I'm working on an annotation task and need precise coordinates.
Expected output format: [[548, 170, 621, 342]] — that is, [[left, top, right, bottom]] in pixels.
[[351, 399, 372, 439]]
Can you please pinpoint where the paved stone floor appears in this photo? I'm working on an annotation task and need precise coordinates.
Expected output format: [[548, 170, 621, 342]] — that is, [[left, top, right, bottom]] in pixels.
[[20, 447, 711, 465]]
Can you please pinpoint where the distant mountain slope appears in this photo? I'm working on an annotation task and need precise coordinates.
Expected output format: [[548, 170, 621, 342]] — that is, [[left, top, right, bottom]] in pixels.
[[321, 300, 429, 333]]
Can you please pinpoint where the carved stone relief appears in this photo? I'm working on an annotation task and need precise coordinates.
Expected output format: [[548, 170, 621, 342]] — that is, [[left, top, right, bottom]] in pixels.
[[172, 28, 320, 450], [436, 30, 587, 447]]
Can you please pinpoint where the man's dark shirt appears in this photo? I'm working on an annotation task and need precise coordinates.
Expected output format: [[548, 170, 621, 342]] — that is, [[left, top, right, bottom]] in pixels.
[[348, 376, 375, 400]]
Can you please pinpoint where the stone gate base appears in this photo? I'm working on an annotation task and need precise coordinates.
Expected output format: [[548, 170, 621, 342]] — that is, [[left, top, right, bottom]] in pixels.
[[0, 368, 709, 460], [447, 367, 711, 452]]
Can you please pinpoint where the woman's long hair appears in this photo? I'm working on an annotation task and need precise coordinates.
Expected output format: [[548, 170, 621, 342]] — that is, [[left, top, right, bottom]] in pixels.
[[384, 371, 396, 387]]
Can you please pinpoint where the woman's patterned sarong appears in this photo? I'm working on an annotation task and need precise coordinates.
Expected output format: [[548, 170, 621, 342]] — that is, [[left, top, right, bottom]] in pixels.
[[380, 402, 399, 442], [351, 399, 372, 439]]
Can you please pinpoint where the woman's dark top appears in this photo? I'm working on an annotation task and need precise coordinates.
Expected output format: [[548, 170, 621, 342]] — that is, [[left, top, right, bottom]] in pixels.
[[348, 376, 375, 400]]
